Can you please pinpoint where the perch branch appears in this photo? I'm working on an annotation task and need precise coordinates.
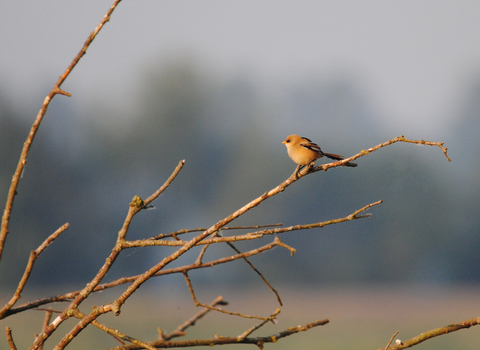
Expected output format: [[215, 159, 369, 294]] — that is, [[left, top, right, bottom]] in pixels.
[[295, 135, 451, 179]]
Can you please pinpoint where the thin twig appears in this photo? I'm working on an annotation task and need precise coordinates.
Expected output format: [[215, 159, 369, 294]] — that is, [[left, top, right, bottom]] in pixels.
[[293, 135, 451, 179], [42, 161, 185, 350], [384, 330, 399, 350], [122, 200, 382, 249], [0, 0, 122, 262], [69, 309, 157, 350], [237, 309, 282, 341], [379, 317, 480, 350], [194, 243, 210, 265], [38, 310, 53, 350], [152, 223, 283, 240], [4, 197, 373, 317], [224, 239, 283, 306], [163, 296, 227, 341], [108, 319, 329, 350], [6, 239, 284, 316], [0, 223, 69, 319], [183, 272, 272, 321], [142, 160, 186, 208], [6, 327, 17, 350], [118, 159, 185, 241]]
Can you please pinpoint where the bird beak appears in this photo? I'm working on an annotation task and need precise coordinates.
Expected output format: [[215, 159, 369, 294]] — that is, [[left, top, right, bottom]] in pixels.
[[282, 141, 287, 144]]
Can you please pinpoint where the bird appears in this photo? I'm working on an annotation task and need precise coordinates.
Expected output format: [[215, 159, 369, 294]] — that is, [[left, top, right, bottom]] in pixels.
[[282, 134, 357, 170]]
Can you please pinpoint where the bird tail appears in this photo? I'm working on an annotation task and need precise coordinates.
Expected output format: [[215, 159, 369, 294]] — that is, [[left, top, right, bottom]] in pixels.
[[324, 152, 358, 167]]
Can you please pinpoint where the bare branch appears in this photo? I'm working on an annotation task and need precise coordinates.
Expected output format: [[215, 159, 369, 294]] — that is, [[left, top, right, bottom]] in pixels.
[[110, 319, 329, 349], [6, 239, 283, 316], [38, 310, 53, 350], [183, 272, 272, 321], [294, 136, 451, 179], [384, 330, 399, 350], [36, 223, 70, 255], [69, 309, 157, 350], [32, 161, 185, 349], [223, 238, 283, 306], [143, 160, 186, 208], [163, 296, 227, 341], [237, 309, 282, 341], [152, 223, 283, 240], [6, 327, 17, 350], [381, 317, 480, 350], [118, 159, 185, 240], [51, 304, 114, 350], [0, 223, 69, 319], [0, 0, 123, 262], [122, 200, 382, 249]]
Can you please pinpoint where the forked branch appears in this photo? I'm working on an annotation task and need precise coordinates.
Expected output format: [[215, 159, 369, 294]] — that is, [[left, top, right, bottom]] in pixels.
[[110, 319, 330, 350]]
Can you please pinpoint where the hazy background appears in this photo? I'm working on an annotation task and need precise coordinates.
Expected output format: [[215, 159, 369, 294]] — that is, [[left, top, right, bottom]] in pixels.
[[1, 1, 480, 349]]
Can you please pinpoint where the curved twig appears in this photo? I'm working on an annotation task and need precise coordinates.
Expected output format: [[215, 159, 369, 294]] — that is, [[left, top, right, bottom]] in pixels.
[[381, 317, 480, 350], [296, 135, 451, 179], [0, 0, 123, 262], [0, 223, 69, 319]]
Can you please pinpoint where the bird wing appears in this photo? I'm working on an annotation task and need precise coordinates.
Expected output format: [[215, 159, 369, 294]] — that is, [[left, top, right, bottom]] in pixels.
[[300, 138, 323, 154]]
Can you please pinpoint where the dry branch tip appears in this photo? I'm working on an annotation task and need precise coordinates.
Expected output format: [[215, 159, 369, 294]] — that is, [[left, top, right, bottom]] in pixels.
[[6, 327, 17, 350]]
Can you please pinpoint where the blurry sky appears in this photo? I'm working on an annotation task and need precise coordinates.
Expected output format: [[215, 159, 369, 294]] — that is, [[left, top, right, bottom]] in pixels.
[[1, 0, 480, 137]]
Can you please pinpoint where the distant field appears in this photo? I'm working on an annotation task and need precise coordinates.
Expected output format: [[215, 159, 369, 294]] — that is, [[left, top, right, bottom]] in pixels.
[[2, 284, 479, 349]]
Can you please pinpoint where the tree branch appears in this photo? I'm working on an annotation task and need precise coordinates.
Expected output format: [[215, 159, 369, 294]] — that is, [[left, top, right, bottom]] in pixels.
[[0, 0, 123, 262], [109, 319, 330, 350], [381, 317, 480, 350], [5, 327, 17, 350], [0, 223, 69, 319], [183, 272, 273, 321], [161, 296, 227, 341], [4, 198, 377, 317], [295, 135, 451, 179]]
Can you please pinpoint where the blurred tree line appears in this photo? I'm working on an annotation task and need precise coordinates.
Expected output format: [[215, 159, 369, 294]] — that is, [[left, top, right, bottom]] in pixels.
[[1, 58, 479, 291]]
